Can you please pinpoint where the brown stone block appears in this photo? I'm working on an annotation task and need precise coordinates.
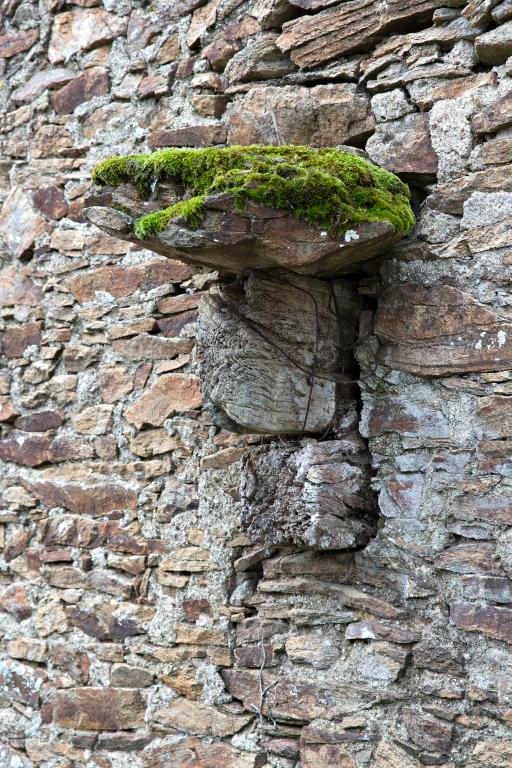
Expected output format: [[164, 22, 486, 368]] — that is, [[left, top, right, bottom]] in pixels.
[[50, 68, 110, 114], [48, 9, 127, 63], [2, 321, 42, 360], [473, 89, 512, 133], [366, 113, 438, 181], [52, 688, 145, 730], [33, 186, 69, 220], [436, 542, 504, 576], [154, 697, 254, 736], [66, 260, 191, 302], [450, 602, 512, 644], [22, 469, 138, 515], [111, 664, 154, 688], [149, 124, 227, 148], [0, 583, 32, 621], [0, 30, 38, 58], [0, 266, 43, 307], [476, 396, 512, 439], [124, 374, 202, 427], [143, 737, 264, 768], [301, 745, 356, 768]]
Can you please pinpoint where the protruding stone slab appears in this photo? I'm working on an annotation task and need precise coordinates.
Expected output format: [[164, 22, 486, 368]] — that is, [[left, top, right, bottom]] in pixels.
[[87, 146, 414, 278], [86, 196, 398, 278], [240, 437, 376, 549], [197, 270, 361, 434]]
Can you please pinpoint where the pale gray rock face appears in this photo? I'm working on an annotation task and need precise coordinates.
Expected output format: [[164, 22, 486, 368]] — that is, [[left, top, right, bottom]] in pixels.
[[461, 190, 512, 228], [371, 88, 414, 122]]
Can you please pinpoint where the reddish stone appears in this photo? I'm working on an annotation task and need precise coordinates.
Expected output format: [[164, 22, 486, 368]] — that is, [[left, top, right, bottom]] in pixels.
[[0, 397, 17, 422], [366, 113, 438, 181], [11, 68, 75, 104], [48, 437, 95, 463], [402, 706, 453, 754], [375, 284, 512, 375], [157, 292, 205, 314], [301, 745, 356, 768], [450, 603, 512, 644], [436, 542, 504, 576], [4, 529, 31, 562], [124, 374, 202, 427], [113, 335, 193, 361], [142, 737, 264, 768], [452, 495, 512, 525], [50, 68, 110, 114], [2, 322, 41, 359], [157, 309, 198, 336], [48, 642, 90, 684], [0, 266, 43, 307], [52, 688, 145, 730], [137, 73, 171, 99], [0, 432, 52, 466], [33, 187, 69, 220], [99, 365, 134, 403], [477, 396, 512, 439], [473, 89, 512, 133], [149, 124, 227, 148], [127, 10, 166, 51], [0, 583, 32, 621], [227, 84, 374, 148], [22, 473, 138, 516], [66, 260, 191, 302], [48, 9, 127, 63], [15, 411, 63, 432], [31, 124, 82, 158], [0, 30, 38, 58], [66, 602, 154, 640]]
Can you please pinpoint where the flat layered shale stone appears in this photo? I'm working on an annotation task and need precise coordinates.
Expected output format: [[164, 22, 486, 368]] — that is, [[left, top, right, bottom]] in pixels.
[[51, 688, 145, 730], [197, 270, 361, 434], [240, 438, 376, 549], [276, 0, 458, 69], [374, 283, 512, 374], [20, 468, 138, 516], [87, 146, 414, 278]]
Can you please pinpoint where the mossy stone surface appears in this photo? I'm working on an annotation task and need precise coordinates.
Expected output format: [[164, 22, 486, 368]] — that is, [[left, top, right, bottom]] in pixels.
[[92, 145, 415, 241]]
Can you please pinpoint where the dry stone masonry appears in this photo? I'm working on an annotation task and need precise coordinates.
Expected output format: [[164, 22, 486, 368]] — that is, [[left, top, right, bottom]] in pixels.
[[1, 1, 512, 767]]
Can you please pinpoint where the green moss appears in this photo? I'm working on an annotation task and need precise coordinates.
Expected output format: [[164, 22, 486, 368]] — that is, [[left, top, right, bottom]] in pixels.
[[92, 145, 415, 240]]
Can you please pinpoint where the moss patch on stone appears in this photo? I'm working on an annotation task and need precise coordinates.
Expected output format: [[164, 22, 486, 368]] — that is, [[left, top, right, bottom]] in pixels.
[[92, 145, 415, 240]]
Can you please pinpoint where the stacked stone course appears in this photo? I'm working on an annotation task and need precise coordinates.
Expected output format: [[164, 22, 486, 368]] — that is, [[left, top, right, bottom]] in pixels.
[[1, 0, 512, 766]]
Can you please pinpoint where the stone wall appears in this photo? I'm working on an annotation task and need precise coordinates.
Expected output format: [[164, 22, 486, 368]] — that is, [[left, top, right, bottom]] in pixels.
[[1, 1, 512, 767]]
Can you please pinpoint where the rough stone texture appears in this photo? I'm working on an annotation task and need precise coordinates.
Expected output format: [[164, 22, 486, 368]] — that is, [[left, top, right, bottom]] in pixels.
[[1, 1, 512, 767], [86, 191, 399, 278], [197, 270, 361, 434], [240, 438, 376, 549]]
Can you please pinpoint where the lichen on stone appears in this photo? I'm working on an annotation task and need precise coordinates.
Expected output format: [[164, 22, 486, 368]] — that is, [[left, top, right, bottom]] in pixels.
[[92, 145, 415, 240]]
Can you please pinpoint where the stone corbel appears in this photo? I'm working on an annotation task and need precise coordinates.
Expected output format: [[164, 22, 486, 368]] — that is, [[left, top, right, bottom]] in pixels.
[[86, 146, 413, 550]]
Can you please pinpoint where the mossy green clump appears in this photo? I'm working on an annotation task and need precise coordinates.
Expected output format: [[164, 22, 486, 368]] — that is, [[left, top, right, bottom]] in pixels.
[[92, 145, 415, 241]]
